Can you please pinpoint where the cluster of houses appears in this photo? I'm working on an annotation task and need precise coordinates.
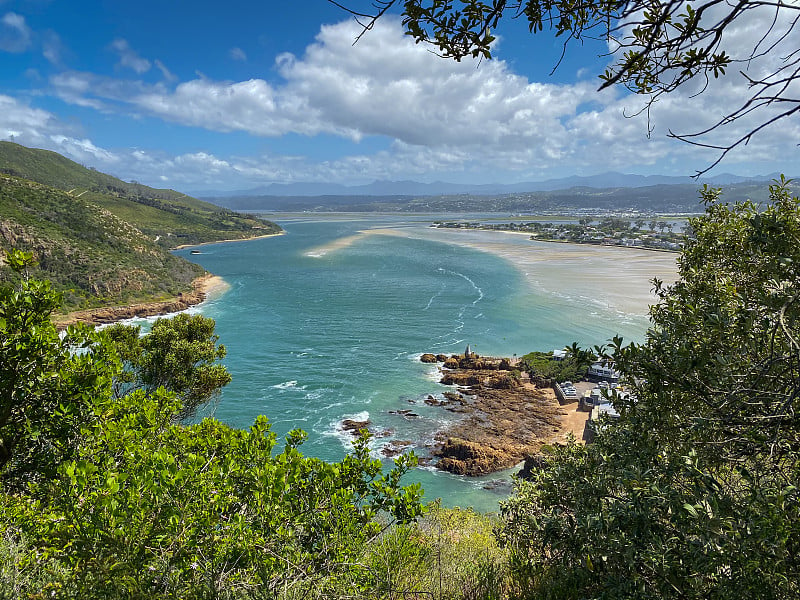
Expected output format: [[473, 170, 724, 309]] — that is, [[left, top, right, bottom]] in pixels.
[[551, 350, 628, 441]]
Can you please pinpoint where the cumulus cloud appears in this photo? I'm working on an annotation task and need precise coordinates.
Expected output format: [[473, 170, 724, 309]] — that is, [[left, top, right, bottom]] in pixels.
[[43, 15, 800, 184], [606, 2, 800, 160], [0, 94, 123, 168], [0, 11, 31, 52], [110, 38, 151, 74]]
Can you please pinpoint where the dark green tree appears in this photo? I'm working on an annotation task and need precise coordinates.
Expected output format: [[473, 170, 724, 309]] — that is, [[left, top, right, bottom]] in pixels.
[[0, 251, 424, 598], [0, 251, 115, 489], [499, 178, 800, 598], [104, 314, 232, 420]]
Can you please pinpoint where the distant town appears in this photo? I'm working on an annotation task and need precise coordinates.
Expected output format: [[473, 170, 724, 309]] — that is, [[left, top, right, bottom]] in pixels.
[[432, 217, 687, 251]]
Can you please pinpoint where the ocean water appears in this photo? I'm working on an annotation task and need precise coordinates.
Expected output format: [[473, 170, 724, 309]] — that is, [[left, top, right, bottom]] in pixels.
[[168, 217, 661, 512]]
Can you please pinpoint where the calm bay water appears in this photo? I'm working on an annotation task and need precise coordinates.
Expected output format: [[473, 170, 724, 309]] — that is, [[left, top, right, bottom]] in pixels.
[[169, 217, 658, 512]]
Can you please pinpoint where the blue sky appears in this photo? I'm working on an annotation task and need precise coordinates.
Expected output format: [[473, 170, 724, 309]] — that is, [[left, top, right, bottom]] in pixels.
[[0, 0, 797, 192]]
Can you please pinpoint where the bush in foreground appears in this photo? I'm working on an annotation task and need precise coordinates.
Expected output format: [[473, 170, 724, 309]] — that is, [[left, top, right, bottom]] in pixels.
[[500, 179, 800, 598], [0, 250, 423, 599]]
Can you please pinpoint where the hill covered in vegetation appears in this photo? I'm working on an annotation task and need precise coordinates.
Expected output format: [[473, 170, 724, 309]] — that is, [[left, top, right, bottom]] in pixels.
[[0, 143, 281, 312], [1, 180, 797, 598], [205, 180, 795, 214], [0, 142, 281, 248]]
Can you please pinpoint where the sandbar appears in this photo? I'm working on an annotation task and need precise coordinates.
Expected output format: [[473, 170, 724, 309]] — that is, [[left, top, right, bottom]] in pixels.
[[173, 231, 284, 250], [351, 226, 679, 316]]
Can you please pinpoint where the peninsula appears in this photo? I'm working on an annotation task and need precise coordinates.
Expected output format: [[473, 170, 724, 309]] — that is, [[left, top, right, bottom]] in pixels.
[[418, 350, 590, 476], [432, 217, 685, 251]]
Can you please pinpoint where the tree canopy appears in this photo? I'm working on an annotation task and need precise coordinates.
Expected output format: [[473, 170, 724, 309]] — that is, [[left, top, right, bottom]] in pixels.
[[499, 178, 800, 598], [0, 250, 424, 598], [104, 314, 232, 421]]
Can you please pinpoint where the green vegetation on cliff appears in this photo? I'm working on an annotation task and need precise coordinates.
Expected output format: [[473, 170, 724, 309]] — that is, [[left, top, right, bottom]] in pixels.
[[0, 174, 203, 310], [0, 141, 281, 248], [2, 178, 799, 598], [0, 142, 282, 312]]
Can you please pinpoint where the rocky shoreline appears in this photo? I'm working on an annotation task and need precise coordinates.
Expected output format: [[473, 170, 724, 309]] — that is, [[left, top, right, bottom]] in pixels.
[[333, 351, 584, 476], [52, 274, 219, 329], [420, 352, 580, 476]]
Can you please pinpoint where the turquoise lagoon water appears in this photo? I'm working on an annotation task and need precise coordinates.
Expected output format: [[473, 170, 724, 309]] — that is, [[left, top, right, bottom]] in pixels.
[[169, 217, 657, 512]]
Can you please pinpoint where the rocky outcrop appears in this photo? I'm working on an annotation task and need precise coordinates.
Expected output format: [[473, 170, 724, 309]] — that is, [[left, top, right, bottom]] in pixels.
[[440, 371, 484, 386], [382, 440, 413, 458], [420, 353, 438, 363], [341, 418, 371, 434], [53, 275, 211, 329], [421, 352, 565, 477], [435, 438, 511, 476], [517, 454, 548, 480]]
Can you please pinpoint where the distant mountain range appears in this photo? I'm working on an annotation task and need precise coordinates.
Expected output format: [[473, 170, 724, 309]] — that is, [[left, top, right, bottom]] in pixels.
[[196, 171, 786, 199], [201, 177, 797, 215]]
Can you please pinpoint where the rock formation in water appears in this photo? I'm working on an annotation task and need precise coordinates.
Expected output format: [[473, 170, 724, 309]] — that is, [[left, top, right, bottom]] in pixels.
[[419, 352, 566, 476]]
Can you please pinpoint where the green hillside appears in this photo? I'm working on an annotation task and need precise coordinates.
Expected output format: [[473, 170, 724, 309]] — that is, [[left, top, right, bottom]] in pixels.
[[0, 174, 204, 311], [0, 143, 282, 312], [0, 142, 281, 247]]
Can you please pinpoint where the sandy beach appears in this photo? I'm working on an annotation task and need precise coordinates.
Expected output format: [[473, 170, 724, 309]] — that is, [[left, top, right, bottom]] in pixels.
[[54, 273, 231, 329], [310, 224, 679, 317], [172, 231, 284, 250]]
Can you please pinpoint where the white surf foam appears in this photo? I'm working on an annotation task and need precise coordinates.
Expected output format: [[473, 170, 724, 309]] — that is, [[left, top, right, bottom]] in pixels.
[[271, 380, 298, 390]]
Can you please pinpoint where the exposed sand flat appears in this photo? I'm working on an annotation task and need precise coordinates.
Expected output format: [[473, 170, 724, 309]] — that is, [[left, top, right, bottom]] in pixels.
[[201, 274, 230, 300], [304, 233, 370, 257], [358, 226, 679, 316], [304, 226, 424, 257], [304, 220, 678, 315], [172, 231, 284, 250]]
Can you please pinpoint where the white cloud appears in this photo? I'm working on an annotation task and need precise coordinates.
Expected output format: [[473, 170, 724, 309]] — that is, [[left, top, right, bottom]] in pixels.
[[110, 38, 151, 74], [41, 30, 64, 64], [154, 59, 177, 82], [48, 135, 120, 164], [0, 11, 31, 52], [0, 95, 124, 168], [229, 47, 247, 61], [39, 15, 800, 185]]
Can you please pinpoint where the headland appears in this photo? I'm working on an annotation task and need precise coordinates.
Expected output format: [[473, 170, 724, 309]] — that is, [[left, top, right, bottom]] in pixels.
[[414, 351, 590, 476], [53, 274, 230, 329]]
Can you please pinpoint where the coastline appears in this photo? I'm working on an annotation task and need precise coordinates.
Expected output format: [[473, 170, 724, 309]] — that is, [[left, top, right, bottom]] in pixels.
[[53, 274, 230, 329], [366, 225, 680, 316], [53, 229, 281, 329], [172, 230, 284, 250], [420, 353, 589, 476]]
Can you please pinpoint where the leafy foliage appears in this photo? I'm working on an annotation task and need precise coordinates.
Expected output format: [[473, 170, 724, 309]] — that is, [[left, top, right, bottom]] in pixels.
[[365, 505, 510, 599], [499, 179, 800, 598], [104, 315, 232, 420], [0, 251, 115, 489], [519, 348, 592, 383], [0, 250, 423, 599]]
